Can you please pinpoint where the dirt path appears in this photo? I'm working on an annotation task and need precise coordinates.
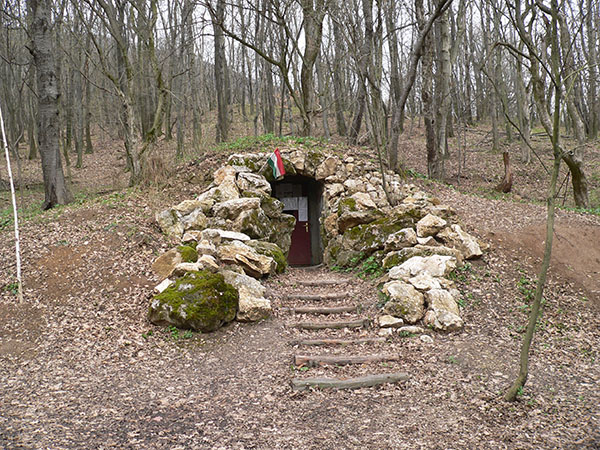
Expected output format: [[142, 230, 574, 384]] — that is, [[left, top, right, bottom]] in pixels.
[[1, 189, 599, 449]]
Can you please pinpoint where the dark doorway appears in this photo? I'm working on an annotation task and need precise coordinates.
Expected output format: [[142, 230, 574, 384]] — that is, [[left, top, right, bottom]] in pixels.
[[271, 175, 323, 266]]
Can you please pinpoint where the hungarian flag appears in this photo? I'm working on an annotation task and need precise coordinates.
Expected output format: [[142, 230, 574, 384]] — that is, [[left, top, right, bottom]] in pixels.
[[267, 148, 285, 179]]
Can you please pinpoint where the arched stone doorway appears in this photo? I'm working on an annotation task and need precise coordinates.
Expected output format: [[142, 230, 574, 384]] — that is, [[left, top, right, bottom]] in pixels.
[[271, 175, 323, 266]]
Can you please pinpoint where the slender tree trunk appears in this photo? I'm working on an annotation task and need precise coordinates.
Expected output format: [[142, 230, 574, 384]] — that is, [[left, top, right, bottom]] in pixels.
[[506, 0, 561, 401], [332, 17, 347, 136], [316, 55, 330, 138], [27, 63, 38, 160], [262, 62, 275, 134], [212, 0, 230, 143], [29, 0, 73, 209], [432, 11, 451, 180], [515, 43, 531, 163], [299, 0, 326, 136], [83, 29, 93, 155], [420, 2, 437, 178], [587, 0, 599, 139], [385, 0, 403, 147]]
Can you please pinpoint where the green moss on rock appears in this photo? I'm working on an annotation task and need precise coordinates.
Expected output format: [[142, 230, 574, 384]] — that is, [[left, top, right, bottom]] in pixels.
[[148, 271, 238, 332], [246, 241, 288, 274], [337, 197, 357, 216], [177, 245, 198, 263], [227, 155, 260, 171]]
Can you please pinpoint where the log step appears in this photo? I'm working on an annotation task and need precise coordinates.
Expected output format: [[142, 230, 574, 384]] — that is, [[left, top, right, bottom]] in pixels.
[[295, 279, 349, 287], [291, 373, 409, 391], [286, 292, 350, 301], [293, 337, 387, 346], [288, 318, 369, 330], [281, 305, 360, 315], [294, 354, 400, 367]]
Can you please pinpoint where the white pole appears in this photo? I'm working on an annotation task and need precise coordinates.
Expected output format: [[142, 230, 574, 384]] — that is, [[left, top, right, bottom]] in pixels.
[[0, 102, 24, 303]]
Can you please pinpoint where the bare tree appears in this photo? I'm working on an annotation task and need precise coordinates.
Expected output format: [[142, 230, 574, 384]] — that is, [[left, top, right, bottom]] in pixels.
[[28, 0, 73, 209]]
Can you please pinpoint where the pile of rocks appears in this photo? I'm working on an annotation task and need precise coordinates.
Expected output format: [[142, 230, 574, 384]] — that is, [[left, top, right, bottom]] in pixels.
[[149, 147, 484, 333], [149, 163, 295, 331]]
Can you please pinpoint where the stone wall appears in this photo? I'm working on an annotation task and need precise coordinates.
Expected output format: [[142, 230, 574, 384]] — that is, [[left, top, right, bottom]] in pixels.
[[149, 147, 485, 333]]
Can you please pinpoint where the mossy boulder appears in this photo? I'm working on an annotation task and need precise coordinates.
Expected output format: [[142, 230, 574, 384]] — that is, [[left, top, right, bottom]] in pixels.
[[227, 154, 263, 172], [234, 208, 273, 240], [148, 271, 238, 332], [246, 240, 288, 274], [303, 148, 325, 176], [336, 196, 383, 233]]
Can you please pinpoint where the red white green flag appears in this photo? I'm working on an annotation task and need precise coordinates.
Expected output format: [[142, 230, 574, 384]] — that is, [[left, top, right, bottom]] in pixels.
[[267, 148, 285, 179]]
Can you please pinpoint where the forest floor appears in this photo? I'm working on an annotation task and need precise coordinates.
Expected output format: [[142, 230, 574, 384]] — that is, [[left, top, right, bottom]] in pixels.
[[0, 124, 599, 449]]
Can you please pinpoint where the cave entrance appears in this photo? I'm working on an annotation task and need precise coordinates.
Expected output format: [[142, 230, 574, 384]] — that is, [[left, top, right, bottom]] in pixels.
[[271, 175, 323, 266]]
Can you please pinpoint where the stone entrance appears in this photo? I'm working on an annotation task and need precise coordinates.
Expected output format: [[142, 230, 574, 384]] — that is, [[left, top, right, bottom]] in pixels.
[[271, 175, 323, 266], [152, 147, 484, 332]]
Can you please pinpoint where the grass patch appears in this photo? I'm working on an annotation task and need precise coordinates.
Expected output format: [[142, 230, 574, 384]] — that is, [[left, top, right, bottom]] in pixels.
[[215, 133, 323, 153]]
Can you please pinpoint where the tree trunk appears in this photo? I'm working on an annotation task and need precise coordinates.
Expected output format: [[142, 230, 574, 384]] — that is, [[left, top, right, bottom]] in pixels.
[[84, 31, 93, 155], [331, 16, 347, 136], [586, 0, 599, 139], [262, 62, 275, 134], [385, 0, 404, 148], [495, 151, 513, 193], [29, 0, 73, 209], [506, 0, 561, 401], [212, 0, 230, 143], [432, 11, 451, 180], [299, 0, 326, 137], [515, 43, 531, 163]]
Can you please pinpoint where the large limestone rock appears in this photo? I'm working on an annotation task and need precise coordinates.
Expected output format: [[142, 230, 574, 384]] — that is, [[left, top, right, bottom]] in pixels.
[[437, 224, 483, 260], [152, 248, 183, 279], [422, 288, 463, 331], [426, 289, 460, 316], [236, 172, 272, 195], [217, 240, 276, 278], [259, 195, 284, 219], [325, 202, 428, 266], [382, 245, 462, 269], [234, 207, 272, 239], [389, 255, 458, 280], [213, 197, 261, 220], [152, 245, 198, 279], [416, 213, 447, 238], [378, 315, 404, 328], [155, 199, 208, 239], [315, 156, 340, 180], [202, 228, 250, 243], [221, 270, 271, 322], [408, 273, 443, 291], [155, 209, 184, 239], [336, 196, 383, 233], [148, 271, 238, 332], [423, 309, 463, 332], [245, 240, 288, 273], [384, 228, 418, 252], [269, 214, 296, 256], [213, 165, 237, 185], [350, 192, 377, 209], [382, 281, 425, 324]]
